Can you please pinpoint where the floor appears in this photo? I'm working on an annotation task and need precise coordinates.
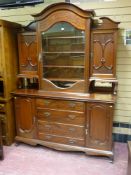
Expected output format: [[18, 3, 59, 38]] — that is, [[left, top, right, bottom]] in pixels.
[[0, 142, 128, 175]]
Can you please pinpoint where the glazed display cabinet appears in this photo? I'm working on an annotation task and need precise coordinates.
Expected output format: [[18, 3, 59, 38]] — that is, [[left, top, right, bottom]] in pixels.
[[12, 2, 119, 160]]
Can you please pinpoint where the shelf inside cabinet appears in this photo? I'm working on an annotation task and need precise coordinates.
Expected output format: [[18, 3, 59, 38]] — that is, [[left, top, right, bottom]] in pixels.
[[42, 36, 85, 39], [43, 65, 84, 68], [44, 51, 85, 54], [17, 74, 39, 79]]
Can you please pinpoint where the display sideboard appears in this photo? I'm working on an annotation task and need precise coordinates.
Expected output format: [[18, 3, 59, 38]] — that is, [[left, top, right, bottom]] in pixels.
[[12, 2, 119, 160]]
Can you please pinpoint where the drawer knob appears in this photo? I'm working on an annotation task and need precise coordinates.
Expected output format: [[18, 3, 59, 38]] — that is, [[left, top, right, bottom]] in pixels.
[[69, 127, 76, 132], [69, 102, 76, 108], [68, 139, 76, 144], [44, 112, 51, 117], [68, 115, 76, 120]]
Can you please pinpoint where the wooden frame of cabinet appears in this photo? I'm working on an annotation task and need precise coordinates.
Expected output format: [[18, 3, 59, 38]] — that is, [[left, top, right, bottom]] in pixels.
[[12, 2, 119, 160], [0, 20, 20, 145]]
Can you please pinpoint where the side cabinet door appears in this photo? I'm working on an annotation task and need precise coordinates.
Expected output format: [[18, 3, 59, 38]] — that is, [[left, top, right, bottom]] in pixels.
[[18, 32, 37, 74], [91, 30, 117, 79], [14, 97, 36, 138], [86, 103, 113, 151]]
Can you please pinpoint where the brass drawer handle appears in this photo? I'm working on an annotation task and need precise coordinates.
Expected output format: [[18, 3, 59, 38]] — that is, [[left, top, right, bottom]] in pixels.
[[45, 135, 52, 140], [0, 104, 4, 109], [68, 127, 76, 132], [69, 102, 76, 108], [68, 139, 76, 144], [44, 112, 51, 117], [44, 100, 50, 105], [44, 124, 51, 129], [68, 114, 76, 120], [0, 118, 6, 123]]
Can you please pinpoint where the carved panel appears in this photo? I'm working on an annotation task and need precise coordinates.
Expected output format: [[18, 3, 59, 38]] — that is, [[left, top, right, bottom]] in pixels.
[[91, 31, 117, 78], [86, 103, 113, 150], [14, 97, 36, 138], [18, 33, 37, 74]]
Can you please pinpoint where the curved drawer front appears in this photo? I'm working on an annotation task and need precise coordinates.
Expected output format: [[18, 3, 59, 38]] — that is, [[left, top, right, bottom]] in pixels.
[[37, 109, 85, 126], [37, 120, 84, 139], [36, 99, 85, 112], [38, 133, 85, 147]]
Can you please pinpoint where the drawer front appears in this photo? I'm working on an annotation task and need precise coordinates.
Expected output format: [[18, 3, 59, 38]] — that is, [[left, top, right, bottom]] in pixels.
[[36, 99, 85, 112], [38, 133, 85, 147], [37, 121, 85, 139], [0, 103, 5, 112], [37, 109, 85, 126], [0, 114, 6, 127]]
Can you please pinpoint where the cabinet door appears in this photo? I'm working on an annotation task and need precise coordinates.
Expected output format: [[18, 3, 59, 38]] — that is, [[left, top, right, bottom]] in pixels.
[[90, 30, 117, 79], [86, 103, 113, 151], [18, 32, 37, 75], [40, 22, 85, 91], [14, 97, 36, 138]]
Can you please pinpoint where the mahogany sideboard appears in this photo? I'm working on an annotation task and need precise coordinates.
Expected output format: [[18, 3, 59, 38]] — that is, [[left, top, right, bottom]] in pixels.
[[12, 2, 119, 160]]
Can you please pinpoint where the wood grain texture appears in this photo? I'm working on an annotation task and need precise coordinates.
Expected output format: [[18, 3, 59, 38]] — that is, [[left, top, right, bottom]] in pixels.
[[0, 0, 129, 126], [0, 20, 20, 145]]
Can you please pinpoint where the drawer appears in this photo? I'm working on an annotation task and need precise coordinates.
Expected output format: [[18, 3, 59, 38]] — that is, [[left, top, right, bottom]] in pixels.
[[38, 133, 85, 147], [0, 114, 6, 122], [36, 99, 85, 112], [0, 104, 5, 112], [37, 120, 85, 139], [37, 109, 85, 126]]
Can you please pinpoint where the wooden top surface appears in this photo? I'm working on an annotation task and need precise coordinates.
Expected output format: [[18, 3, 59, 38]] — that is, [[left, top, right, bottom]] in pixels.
[[12, 89, 116, 103]]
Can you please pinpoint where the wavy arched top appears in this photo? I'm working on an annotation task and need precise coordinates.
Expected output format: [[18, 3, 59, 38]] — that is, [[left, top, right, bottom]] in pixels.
[[94, 17, 120, 30], [32, 2, 95, 21]]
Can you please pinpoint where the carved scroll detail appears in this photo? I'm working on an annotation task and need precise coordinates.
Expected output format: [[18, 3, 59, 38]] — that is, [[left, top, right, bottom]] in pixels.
[[21, 41, 37, 71], [93, 39, 113, 70]]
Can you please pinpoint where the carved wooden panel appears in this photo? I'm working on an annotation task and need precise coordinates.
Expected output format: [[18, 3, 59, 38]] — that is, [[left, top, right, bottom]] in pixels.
[[86, 103, 113, 150], [14, 97, 36, 138], [91, 31, 117, 79], [18, 32, 37, 74]]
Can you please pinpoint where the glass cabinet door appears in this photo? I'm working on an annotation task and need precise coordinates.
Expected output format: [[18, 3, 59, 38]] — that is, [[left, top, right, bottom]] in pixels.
[[41, 22, 85, 88]]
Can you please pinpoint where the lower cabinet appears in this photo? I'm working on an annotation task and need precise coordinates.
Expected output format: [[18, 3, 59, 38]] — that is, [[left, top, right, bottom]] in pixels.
[[14, 97, 36, 139], [14, 96, 114, 158], [86, 103, 113, 151]]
